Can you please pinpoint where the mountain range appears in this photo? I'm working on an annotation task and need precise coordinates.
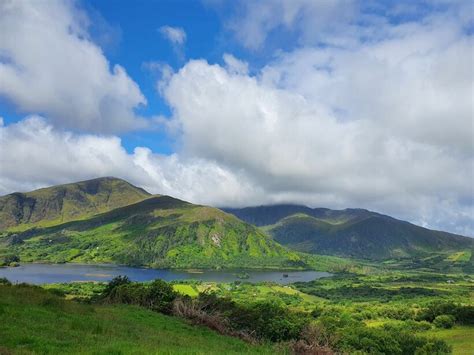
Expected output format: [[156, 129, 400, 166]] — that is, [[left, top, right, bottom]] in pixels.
[[0, 178, 302, 269], [0, 177, 472, 269], [224, 205, 473, 260]]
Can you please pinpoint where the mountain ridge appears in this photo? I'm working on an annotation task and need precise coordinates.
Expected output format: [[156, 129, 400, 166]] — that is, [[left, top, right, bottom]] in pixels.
[[0, 182, 305, 269], [224, 204, 473, 260], [0, 177, 151, 231]]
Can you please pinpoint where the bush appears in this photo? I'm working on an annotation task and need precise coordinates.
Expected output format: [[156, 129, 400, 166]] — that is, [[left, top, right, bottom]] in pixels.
[[144, 279, 177, 313], [102, 275, 131, 297], [231, 301, 308, 342], [419, 301, 474, 325], [0, 254, 19, 266], [414, 339, 452, 354], [456, 305, 474, 325], [104, 278, 177, 314], [433, 315, 455, 329], [177, 292, 308, 342], [0, 277, 11, 285]]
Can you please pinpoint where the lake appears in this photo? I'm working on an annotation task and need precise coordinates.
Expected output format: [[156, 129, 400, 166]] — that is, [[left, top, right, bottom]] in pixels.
[[0, 263, 331, 285]]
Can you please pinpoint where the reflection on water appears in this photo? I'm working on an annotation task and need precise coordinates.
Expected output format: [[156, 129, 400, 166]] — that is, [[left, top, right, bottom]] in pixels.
[[0, 263, 331, 285]]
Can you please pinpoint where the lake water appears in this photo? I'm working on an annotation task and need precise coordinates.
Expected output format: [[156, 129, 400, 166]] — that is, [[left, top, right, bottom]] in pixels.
[[0, 263, 331, 285]]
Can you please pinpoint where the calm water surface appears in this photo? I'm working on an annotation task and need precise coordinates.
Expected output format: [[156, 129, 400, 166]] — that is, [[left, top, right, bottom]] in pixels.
[[0, 263, 331, 285]]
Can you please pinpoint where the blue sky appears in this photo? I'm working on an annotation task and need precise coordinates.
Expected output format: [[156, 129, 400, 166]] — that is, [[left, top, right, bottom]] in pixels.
[[0, 0, 472, 235]]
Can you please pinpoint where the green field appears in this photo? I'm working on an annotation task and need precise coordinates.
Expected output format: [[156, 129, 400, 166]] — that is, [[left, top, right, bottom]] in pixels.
[[426, 326, 474, 354], [0, 284, 276, 354]]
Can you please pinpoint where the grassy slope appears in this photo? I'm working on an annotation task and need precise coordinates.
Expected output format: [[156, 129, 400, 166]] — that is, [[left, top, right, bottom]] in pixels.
[[0, 285, 275, 354], [425, 327, 474, 355], [225, 205, 473, 261], [266, 213, 473, 260], [0, 177, 151, 231], [1, 196, 303, 269]]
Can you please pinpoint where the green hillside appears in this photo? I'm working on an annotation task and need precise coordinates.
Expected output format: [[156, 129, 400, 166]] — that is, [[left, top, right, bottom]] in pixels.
[[0, 195, 303, 269], [0, 177, 151, 231], [0, 284, 274, 354], [225, 205, 473, 260]]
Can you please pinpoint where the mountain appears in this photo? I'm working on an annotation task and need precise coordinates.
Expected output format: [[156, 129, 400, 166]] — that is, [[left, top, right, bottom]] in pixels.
[[0, 180, 303, 269], [224, 205, 474, 260], [0, 177, 151, 231]]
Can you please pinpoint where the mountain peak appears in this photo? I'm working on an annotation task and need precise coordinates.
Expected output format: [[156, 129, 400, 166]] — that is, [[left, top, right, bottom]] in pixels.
[[0, 177, 151, 231]]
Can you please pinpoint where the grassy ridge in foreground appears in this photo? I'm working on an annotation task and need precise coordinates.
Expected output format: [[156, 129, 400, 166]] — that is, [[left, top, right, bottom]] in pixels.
[[0, 284, 275, 354]]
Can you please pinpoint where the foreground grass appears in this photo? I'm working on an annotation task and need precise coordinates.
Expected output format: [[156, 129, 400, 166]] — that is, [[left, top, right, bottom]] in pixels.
[[0, 285, 277, 354]]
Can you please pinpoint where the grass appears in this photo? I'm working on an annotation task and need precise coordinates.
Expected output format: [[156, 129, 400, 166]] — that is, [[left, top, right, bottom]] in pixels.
[[0, 285, 278, 354], [425, 326, 474, 355]]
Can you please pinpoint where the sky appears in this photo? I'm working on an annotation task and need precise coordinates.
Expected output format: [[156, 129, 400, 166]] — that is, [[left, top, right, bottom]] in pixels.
[[0, 0, 473, 236]]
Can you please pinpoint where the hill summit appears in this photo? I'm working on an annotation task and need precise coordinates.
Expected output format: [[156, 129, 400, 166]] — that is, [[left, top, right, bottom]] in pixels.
[[0, 177, 150, 231], [0, 179, 302, 269]]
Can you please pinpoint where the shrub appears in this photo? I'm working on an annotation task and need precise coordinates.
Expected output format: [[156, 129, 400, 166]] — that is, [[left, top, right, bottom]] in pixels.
[[433, 315, 455, 329], [456, 305, 474, 325], [335, 326, 451, 355], [104, 278, 177, 314], [414, 339, 452, 354], [231, 301, 308, 342], [102, 275, 131, 297], [0, 254, 19, 266], [0, 277, 11, 285], [144, 279, 177, 313]]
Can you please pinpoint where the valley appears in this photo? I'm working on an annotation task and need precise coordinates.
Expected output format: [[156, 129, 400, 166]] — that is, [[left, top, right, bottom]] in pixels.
[[0, 178, 472, 354]]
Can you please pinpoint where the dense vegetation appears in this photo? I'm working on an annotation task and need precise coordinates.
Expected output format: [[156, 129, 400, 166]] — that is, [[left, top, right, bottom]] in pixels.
[[2, 262, 473, 354], [0, 194, 306, 269], [225, 205, 473, 260]]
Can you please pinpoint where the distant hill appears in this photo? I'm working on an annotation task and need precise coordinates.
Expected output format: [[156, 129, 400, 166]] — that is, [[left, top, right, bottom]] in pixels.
[[224, 205, 473, 260], [0, 177, 151, 231], [0, 181, 303, 269]]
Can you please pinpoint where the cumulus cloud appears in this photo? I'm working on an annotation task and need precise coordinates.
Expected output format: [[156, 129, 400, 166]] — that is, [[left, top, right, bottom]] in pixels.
[[159, 8, 473, 235], [0, 114, 472, 236], [0, 1, 472, 236], [0, 0, 146, 133], [0, 116, 259, 207]]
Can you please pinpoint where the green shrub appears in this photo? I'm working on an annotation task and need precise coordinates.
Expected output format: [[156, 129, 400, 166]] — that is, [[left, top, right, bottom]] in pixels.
[[232, 301, 307, 341], [0, 277, 11, 285], [104, 279, 177, 314], [144, 279, 177, 313], [336, 327, 451, 355], [102, 275, 131, 297], [433, 315, 455, 329], [414, 339, 452, 354]]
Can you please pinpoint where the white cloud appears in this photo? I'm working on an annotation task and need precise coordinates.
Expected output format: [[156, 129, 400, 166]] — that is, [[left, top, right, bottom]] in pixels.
[[0, 111, 472, 235], [158, 26, 187, 60], [0, 1, 472, 236], [223, 54, 249, 75], [0, 116, 259, 207], [225, 0, 357, 50], [159, 26, 187, 45], [158, 9, 473, 235], [0, 0, 146, 133]]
